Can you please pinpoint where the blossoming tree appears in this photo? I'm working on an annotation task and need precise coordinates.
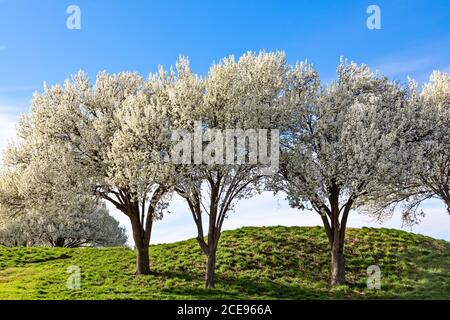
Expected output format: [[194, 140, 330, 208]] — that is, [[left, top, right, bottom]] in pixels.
[[0, 203, 127, 248], [171, 52, 291, 288], [366, 71, 450, 223], [277, 59, 407, 285], [1, 71, 178, 274]]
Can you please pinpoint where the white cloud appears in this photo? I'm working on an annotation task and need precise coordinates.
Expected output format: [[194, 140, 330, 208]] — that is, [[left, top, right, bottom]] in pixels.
[[373, 57, 434, 78]]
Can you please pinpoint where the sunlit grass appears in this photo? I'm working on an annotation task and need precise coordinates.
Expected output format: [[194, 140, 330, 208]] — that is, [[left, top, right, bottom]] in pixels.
[[0, 226, 448, 299]]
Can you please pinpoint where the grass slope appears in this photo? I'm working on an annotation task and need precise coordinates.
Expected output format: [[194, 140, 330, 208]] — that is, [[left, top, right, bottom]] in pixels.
[[0, 226, 449, 300]]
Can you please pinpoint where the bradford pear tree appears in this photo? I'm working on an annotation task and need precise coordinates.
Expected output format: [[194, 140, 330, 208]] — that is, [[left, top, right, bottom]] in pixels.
[[0, 139, 126, 248], [171, 52, 297, 288], [405, 72, 450, 215], [4, 70, 178, 274], [277, 59, 407, 285], [365, 71, 450, 224]]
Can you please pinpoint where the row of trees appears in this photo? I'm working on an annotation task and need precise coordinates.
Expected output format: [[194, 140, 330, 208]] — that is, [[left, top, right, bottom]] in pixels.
[[0, 52, 448, 287]]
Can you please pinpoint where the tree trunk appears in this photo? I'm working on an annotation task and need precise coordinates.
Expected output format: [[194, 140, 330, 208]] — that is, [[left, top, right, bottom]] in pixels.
[[55, 237, 65, 247], [99, 188, 164, 276], [135, 241, 151, 275], [205, 249, 217, 288], [322, 183, 352, 286], [330, 236, 345, 285], [444, 195, 450, 215], [131, 216, 152, 275]]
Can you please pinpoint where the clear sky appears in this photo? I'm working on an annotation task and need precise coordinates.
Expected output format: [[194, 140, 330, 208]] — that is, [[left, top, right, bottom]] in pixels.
[[0, 0, 449, 244]]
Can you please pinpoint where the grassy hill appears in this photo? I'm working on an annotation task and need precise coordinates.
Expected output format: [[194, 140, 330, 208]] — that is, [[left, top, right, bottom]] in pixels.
[[0, 226, 449, 299]]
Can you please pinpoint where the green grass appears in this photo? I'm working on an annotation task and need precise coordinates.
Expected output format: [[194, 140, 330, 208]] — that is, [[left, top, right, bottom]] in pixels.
[[0, 226, 449, 299]]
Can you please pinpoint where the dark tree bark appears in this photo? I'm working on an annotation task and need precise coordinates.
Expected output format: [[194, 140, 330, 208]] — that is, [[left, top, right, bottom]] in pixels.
[[205, 244, 217, 288], [195, 205, 222, 289], [99, 186, 164, 276], [177, 180, 224, 288], [134, 237, 151, 275], [55, 237, 66, 247], [314, 182, 354, 285], [330, 228, 345, 285], [440, 189, 450, 215], [176, 167, 259, 288], [130, 212, 152, 275]]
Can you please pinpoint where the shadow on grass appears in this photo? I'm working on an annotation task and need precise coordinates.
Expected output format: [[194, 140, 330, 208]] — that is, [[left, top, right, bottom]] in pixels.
[[154, 269, 325, 299], [28, 253, 72, 264]]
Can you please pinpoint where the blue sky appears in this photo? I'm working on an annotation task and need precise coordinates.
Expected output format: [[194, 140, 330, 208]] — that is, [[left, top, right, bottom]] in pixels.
[[0, 0, 449, 243]]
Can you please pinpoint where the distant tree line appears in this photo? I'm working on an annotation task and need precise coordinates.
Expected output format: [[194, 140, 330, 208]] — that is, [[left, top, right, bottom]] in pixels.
[[0, 203, 127, 248]]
